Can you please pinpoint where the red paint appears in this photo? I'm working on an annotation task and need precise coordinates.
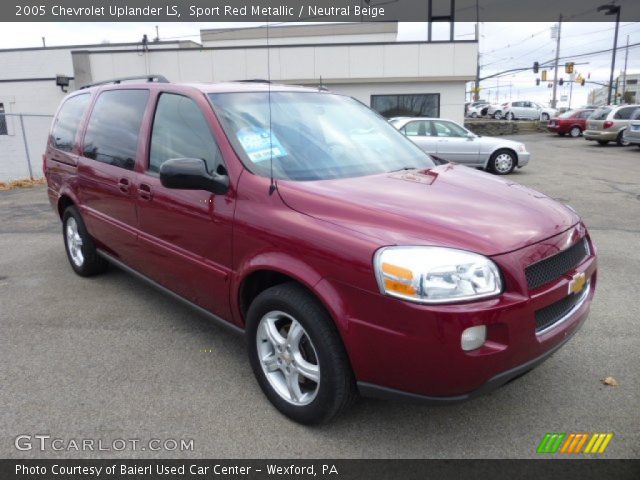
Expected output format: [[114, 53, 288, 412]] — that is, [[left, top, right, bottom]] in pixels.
[[547, 109, 594, 135], [45, 82, 597, 399]]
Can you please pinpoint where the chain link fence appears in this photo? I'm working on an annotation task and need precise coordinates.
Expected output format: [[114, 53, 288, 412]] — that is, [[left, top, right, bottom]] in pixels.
[[0, 113, 54, 182]]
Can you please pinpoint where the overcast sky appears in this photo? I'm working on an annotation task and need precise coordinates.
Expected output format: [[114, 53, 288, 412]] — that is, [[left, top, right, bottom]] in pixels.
[[1, 21, 638, 107]]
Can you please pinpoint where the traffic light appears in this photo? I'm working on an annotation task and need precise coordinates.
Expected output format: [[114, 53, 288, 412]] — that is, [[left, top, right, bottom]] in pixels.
[[565, 62, 574, 74], [536, 78, 540, 86], [541, 70, 547, 81], [559, 78, 564, 86], [533, 61, 540, 73], [580, 78, 586, 86]]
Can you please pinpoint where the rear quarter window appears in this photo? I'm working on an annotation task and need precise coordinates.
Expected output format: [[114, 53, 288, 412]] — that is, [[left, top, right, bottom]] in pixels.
[[82, 89, 149, 170], [614, 106, 637, 120], [51, 94, 91, 152]]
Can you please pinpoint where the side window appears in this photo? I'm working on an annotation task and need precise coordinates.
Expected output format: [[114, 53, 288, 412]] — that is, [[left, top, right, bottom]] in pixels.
[[50, 94, 90, 151], [433, 120, 467, 137], [0, 103, 7, 136], [580, 110, 594, 119], [402, 121, 430, 137], [614, 107, 635, 120], [82, 89, 149, 170], [631, 109, 640, 120], [149, 93, 223, 174], [512, 102, 522, 108]]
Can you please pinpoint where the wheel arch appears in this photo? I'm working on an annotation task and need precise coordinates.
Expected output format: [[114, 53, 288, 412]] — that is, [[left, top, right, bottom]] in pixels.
[[57, 191, 79, 219], [485, 147, 518, 169]]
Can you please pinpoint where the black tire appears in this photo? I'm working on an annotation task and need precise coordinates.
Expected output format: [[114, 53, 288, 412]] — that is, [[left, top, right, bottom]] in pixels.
[[62, 206, 108, 277], [569, 126, 581, 138], [246, 282, 357, 424], [616, 130, 630, 146], [493, 111, 502, 120], [597, 140, 609, 146], [488, 149, 516, 175]]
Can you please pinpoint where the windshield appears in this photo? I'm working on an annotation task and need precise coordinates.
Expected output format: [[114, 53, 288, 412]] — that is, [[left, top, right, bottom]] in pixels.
[[209, 91, 434, 181]]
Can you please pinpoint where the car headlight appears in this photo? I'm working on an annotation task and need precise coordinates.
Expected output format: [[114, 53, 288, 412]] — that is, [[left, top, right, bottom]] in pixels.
[[374, 246, 502, 304], [516, 144, 526, 152]]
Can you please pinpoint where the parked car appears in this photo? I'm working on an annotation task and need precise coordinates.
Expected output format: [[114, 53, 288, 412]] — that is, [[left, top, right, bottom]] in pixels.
[[466, 103, 489, 118], [45, 78, 597, 424], [622, 107, 640, 147], [547, 108, 595, 137], [487, 101, 555, 121], [390, 117, 530, 174], [584, 104, 640, 146]]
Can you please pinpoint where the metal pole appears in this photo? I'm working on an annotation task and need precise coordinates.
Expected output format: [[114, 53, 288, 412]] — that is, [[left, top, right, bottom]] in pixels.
[[621, 35, 630, 103], [568, 77, 574, 110], [18, 114, 34, 180], [474, 0, 480, 101], [607, 8, 620, 105], [551, 15, 562, 109]]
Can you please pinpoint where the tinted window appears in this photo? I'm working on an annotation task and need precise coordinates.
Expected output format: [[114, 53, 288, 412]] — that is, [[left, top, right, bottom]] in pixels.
[[631, 108, 640, 120], [371, 94, 440, 118], [614, 107, 636, 120], [149, 93, 222, 174], [590, 107, 611, 120], [402, 120, 431, 137], [83, 89, 149, 170], [580, 110, 595, 119], [51, 94, 90, 151]]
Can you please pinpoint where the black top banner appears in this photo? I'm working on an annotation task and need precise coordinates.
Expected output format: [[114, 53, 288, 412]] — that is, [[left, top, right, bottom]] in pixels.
[[5, 0, 640, 22]]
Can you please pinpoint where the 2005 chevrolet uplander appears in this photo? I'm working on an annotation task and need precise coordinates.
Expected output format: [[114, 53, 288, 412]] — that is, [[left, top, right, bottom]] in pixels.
[[45, 77, 597, 424]]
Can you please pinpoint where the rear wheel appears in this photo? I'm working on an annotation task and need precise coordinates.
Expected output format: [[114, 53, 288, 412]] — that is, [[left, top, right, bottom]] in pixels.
[[246, 282, 357, 424], [488, 149, 516, 175], [541, 113, 550, 121], [470, 112, 478, 118], [569, 126, 581, 138], [493, 111, 503, 120], [617, 130, 630, 146], [62, 206, 108, 277]]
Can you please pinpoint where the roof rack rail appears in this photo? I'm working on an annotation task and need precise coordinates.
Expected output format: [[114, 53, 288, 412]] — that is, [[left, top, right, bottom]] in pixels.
[[234, 79, 271, 84], [79, 74, 169, 90]]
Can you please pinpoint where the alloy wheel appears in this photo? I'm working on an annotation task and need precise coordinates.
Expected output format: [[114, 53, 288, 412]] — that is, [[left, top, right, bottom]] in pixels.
[[494, 153, 514, 174], [570, 127, 581, 138], [65, 217, 84, 267], [256, 311, 320, 406]]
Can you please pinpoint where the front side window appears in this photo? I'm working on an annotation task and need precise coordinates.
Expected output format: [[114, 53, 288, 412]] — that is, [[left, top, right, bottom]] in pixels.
[[82, 89, 149, 170], [50, 94, 90, 151], [149, 93, 222, 174], [209, 91, 434, 181], [0, 103, 7, 135], [433, 120, 468, 137], [370, 94, 440, 118]]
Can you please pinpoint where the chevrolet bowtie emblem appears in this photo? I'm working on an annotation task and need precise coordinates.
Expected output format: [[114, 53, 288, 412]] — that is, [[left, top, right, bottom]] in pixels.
[[568, 272, 586, 295]]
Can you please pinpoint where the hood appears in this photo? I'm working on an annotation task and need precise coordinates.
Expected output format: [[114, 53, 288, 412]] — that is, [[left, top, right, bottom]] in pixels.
[[277, 164, 580, 256], [476, 136, 524, 149]]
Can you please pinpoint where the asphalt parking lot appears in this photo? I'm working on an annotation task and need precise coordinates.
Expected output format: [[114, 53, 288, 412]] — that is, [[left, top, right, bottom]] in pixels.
[[1, 132, 639, 459]]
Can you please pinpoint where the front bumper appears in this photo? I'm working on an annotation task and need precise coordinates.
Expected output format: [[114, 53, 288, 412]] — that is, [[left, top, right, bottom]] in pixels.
[[331, 225, 597, 400], [623, 128, 640, 145], [584, 130, 619, 141], [517, 151, 531, 167]]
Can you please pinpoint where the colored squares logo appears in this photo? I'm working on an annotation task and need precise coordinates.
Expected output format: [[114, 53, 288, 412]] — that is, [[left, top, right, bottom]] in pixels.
[[537, 433, 613, 454]]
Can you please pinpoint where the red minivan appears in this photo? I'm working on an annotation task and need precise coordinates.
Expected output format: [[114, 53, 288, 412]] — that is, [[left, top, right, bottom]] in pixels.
[[44, 77, 597, 424]]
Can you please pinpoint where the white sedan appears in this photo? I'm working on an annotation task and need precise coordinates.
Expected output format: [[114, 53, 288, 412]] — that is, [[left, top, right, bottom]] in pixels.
[[390, 117, 530, 175]]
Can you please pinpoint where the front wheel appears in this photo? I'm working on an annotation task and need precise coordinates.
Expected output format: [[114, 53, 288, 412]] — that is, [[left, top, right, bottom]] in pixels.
[[246, 282, 357, 424], [569, 126, 581, 138], [62, 206, 108, 277], [470, 112, 478, 118], [493, 111, 502, 120], [488, 149, 516, 175]]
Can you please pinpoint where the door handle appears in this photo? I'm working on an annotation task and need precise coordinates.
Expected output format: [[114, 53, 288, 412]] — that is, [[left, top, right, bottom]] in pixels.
[[138, 183, 153, 201], [118, 178, 130, 193]]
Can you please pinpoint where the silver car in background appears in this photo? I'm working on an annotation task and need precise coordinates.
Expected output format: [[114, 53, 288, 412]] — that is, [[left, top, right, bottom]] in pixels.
[[390, 117, 530, 175], [584, 104, 640, 146], [622, 107, 640, 147]]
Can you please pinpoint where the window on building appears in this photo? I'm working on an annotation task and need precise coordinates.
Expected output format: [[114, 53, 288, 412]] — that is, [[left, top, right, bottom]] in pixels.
[[50, 94, 90, 151], [0, 103, 7, 136], [626, 79, 637, 85], [371, 94, 440, 119], [83, 89, 149, 170], [149, 93, 223, 174]]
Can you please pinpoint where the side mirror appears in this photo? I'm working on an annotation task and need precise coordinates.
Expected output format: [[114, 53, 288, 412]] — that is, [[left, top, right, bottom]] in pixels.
[[160, 158, 229, 195]]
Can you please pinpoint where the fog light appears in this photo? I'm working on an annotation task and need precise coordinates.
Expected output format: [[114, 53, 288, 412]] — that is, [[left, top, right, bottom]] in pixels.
[[461, 325, 486, 351]]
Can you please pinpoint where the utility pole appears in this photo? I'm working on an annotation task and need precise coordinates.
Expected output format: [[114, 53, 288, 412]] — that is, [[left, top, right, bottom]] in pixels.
[[551, 15, 562, 109], [621, 35, 630, 103], [598, 4, 621, 105], [474, 0, 480, 101]]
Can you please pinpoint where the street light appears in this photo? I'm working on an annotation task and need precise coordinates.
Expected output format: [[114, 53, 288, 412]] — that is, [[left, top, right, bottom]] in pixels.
[[598, 3, 621, 105]]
